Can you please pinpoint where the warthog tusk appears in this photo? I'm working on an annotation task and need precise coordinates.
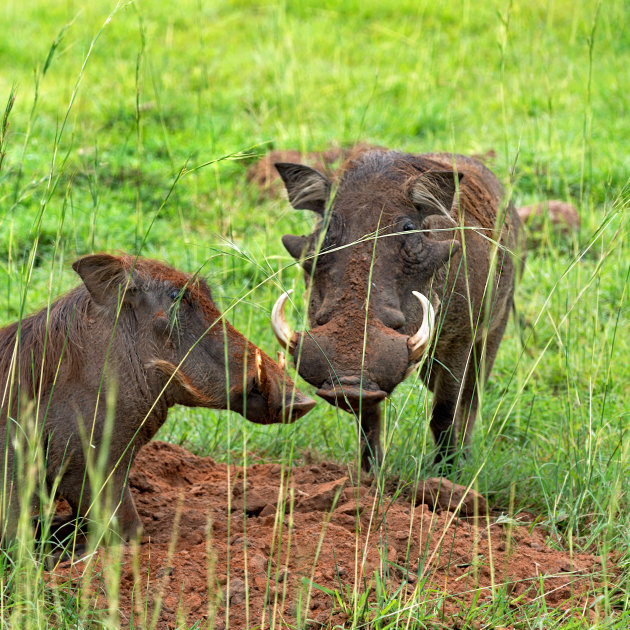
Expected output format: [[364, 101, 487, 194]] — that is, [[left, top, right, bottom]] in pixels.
[[407, 291, 436, 363], [277, 351, 286, 370], [271, 290, 296, 352], [255, 349, 264, 385]]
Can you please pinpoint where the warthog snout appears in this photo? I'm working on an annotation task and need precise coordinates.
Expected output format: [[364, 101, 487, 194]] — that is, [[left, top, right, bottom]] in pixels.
[[271, 289, 436, 407], [316, 376, 387, 411], [229, 351, 316, 424]]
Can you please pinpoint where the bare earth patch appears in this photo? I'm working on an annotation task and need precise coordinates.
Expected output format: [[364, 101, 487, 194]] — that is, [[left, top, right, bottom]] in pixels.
[[49, 441, 603, 628], [517, 200, 580, 233]]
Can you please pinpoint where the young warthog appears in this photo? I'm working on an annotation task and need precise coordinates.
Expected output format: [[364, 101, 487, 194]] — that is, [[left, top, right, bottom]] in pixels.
[[0, 254, 315, 541], [271, 150, 523, 471]]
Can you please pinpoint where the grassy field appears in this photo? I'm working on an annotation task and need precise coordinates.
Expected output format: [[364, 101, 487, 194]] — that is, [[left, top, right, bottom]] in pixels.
[[0, 0, 628, 627]]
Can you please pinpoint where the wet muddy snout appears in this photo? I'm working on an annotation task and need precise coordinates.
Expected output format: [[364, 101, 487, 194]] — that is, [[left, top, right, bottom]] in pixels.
[[229, 354, 316, 424], [292, 321, 410, 411], [316, 376, 388, 412]]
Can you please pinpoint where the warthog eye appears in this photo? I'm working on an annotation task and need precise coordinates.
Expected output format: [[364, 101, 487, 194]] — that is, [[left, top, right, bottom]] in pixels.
[[170, 288, 191, 305], [403, 220, 416, 232]]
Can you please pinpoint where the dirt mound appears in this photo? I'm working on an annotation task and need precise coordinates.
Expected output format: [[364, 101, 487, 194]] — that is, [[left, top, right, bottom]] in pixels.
[[49, 441, 602, 628]]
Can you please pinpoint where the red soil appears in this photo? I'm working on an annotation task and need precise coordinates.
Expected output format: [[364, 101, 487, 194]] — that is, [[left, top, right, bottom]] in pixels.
[[49, 441, 602, 628]]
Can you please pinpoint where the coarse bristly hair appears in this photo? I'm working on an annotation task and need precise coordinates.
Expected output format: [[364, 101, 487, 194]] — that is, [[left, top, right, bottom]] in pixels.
[[0, 286, 91, 414], [339, 150, 505, 232], [409, 176, 458, 224]]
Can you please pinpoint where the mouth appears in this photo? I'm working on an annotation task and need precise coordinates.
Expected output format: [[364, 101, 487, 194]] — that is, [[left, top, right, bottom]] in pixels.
[[315, 376, 387, 412], [237, 384, 316, 425], [283, 393, 317, 422]]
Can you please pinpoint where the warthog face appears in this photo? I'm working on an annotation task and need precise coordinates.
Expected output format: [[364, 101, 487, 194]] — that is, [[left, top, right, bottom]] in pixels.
[[74, 254, 315, 424], [270, 150, 521, 471], [271, 153, 460, 411]]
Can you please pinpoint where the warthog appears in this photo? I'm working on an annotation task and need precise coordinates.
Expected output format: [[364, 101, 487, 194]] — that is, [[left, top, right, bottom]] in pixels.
[[0, 254, 315, 541], [271, 150, 523, 470]]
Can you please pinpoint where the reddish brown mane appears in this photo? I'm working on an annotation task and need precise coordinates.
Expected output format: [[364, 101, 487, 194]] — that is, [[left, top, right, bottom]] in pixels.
[[0, 286, 91, 411], [131, 256, 190, 288], [420, 153, 507, 232], [340, 151, 505, 232]]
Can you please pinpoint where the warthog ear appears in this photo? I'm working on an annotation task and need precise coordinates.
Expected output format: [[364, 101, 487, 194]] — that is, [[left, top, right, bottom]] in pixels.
[[410, 170, 464, 220], [73, 254, 138, 307], [274, 163, 331, 214]]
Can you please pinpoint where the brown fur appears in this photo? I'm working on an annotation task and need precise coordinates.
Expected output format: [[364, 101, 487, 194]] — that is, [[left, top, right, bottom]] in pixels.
[[0, 287, 90, 411]]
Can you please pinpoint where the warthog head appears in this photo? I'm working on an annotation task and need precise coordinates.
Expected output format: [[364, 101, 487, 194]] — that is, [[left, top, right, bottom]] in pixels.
[[74, 254, 315, 424], [270, 152, 460, 412], [269, 149, 521, 471]]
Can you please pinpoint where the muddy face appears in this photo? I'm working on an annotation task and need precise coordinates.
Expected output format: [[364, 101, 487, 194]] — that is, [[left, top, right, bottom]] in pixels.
[[74, 255, 315, 424], [273, 152, 460, 412]]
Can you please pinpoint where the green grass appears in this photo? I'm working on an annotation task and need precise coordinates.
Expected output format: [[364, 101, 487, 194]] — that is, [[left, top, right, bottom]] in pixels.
[[0, 0, 628, 627]]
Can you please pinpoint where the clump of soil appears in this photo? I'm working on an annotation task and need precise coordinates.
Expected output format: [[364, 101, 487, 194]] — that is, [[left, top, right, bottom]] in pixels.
[[49, 442, 602, 628]]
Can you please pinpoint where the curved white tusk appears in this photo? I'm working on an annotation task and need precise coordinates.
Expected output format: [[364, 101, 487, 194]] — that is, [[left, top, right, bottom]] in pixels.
[[271, 289, 295, 351], [407, 291, 436, 362]]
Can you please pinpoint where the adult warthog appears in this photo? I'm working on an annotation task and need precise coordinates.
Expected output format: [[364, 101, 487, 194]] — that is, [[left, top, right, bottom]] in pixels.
[[271, 150, 523, 471], [0, 254, 314, 541]]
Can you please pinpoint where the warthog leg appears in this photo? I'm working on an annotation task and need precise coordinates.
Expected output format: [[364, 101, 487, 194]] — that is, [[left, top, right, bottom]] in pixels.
[[431, 301, 512, 471], [457, 304, 512, 450], [359, 406, 382, 471], [115, 484, 143, 540]]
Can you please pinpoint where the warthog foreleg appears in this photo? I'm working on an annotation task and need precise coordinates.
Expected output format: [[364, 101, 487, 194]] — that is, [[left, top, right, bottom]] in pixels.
[[430, 351, 470, 469], [360, 406, 382, 471], [115, 484, 143, 540]]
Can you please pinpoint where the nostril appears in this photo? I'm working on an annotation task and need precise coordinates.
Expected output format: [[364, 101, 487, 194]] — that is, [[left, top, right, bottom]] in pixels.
[[315, 306, 332, 326]]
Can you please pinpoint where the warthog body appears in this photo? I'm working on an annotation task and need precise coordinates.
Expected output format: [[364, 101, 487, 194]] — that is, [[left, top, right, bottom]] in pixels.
[[0, 254, 314, 540], [273, 150, 522, 470]]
